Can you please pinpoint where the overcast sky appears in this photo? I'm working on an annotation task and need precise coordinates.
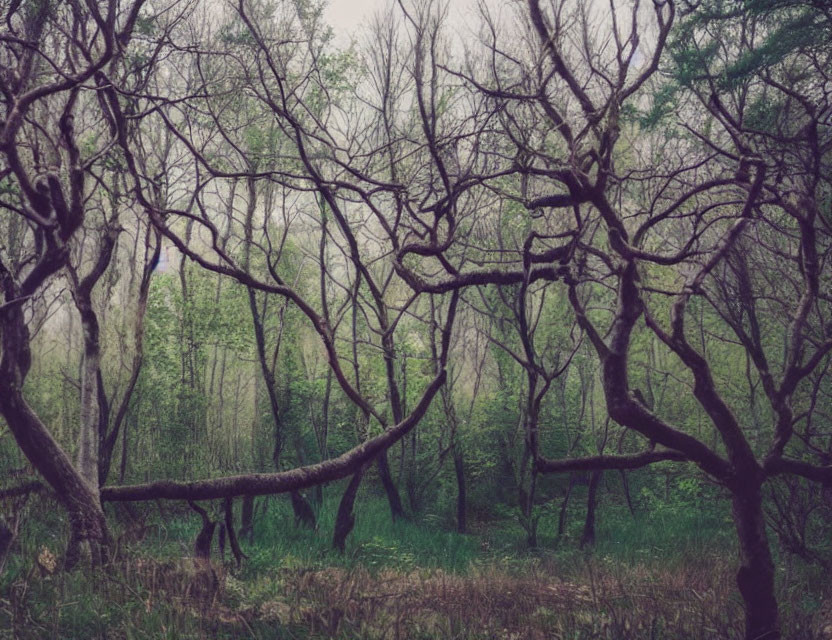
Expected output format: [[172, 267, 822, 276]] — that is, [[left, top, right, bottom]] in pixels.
[[323, 0, 480, 46], [324, 0, 389, 42]]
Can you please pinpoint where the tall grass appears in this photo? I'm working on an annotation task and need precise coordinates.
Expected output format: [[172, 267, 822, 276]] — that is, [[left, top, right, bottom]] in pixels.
[[245, 491, 479, 576], [1, 487, 829, 639]]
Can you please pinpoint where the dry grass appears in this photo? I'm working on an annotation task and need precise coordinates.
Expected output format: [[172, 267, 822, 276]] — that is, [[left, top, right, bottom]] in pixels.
[[2, 552, 830, 639], [207, 556, 826, 638], [237, 560, 742, 639]]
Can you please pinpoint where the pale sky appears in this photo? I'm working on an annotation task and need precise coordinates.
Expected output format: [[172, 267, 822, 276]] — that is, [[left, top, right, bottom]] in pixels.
[[324, 0, 479, 46], [324, 0, 389, 42]]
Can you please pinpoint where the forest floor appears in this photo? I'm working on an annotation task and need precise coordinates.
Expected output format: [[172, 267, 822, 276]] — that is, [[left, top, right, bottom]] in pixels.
[[1, 492, 830, 639]]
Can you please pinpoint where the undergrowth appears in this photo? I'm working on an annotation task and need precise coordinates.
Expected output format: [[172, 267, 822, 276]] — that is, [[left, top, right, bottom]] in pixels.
[[0, 485, 829, 639]]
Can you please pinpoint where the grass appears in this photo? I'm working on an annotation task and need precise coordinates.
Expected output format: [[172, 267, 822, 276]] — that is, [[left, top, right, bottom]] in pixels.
[[245, 493, 480, 575], [1, 485, 830, 639]]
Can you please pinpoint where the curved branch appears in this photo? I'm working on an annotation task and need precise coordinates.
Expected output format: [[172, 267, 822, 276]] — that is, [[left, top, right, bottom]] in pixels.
[[537, 449, 688, 474], [764, 457, 832, 486], [100, 369, 447, 502]]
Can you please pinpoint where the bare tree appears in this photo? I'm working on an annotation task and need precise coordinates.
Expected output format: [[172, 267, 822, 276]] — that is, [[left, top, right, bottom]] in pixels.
[[453, 2, 831, 638], [0, 0, 154, 567], [96, 0, 466, 545]]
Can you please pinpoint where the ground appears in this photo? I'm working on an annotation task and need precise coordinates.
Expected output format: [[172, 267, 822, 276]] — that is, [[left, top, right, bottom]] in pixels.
[[1, 493, 829, 639]]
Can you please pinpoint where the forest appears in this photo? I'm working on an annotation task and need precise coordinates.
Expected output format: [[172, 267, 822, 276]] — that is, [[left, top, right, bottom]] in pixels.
[[0, 0, 830, 638]]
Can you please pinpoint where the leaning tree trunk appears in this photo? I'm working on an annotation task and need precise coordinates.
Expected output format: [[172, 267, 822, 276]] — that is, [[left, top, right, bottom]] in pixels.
[[223, 497, 247, 567], [1, 393, 108, 568], [0, 301, 108, 569], [732, 481, 779, 640], [333, 466, 367, 553], [376, 450, 404, 519]]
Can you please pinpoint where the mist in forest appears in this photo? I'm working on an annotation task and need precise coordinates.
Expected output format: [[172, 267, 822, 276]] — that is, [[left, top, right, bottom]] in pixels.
[[1, 1, 830, 638]]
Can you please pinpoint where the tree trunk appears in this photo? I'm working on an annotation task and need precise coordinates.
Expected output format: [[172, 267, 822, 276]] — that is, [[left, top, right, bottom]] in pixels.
[[620, 470, 636, 518], [376, 450, 405, 520], [333, 467, 366, 553], [0, 390, 108, 569], [0, 520, 15, 574], [518, 469, 540, 548], [189, 501, 218, 560], [453, 447, 466, 534], [70, 229, 119, 493], [240, 494, 255, 543], [557, 474, 576, 537], [118, 406, 135, 485], [525, 476, 538, 549], [732, 483, 780, 640], [223, 497, 246, 567], [580, 470, 602, 548], [290, 490, 316, 529], [75, 291, 103, 492], [380, 326, 407, 520], [40, 258, 111, 565], [65, 499, 108, 569]]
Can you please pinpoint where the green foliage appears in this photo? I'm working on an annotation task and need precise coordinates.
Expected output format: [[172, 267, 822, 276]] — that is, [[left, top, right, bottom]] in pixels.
[[639, 83, 679, 130], [724, 11, 822, 85]]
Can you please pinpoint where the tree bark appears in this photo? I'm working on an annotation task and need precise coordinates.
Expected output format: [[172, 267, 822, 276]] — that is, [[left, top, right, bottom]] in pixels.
[[376, 450, 405, 520], [76, 324, 101, 491], [189, 501, 216, 560], [0, 330, 108, 568], [333, 466, 367, 553], [70, 229, 119, 492], [732, 482, 779, 640], [223, 497, 246, 567], [240, 494, 255, 543], [379, 330, 406, 520]]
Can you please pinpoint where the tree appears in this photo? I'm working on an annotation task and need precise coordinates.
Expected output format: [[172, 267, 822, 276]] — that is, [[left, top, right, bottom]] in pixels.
[[447, 1, 830, 637], [4, 2, 832, 637], [0, 0, 160, 567], [95, 0, 464, 530], [95, 0, 483, 551]]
